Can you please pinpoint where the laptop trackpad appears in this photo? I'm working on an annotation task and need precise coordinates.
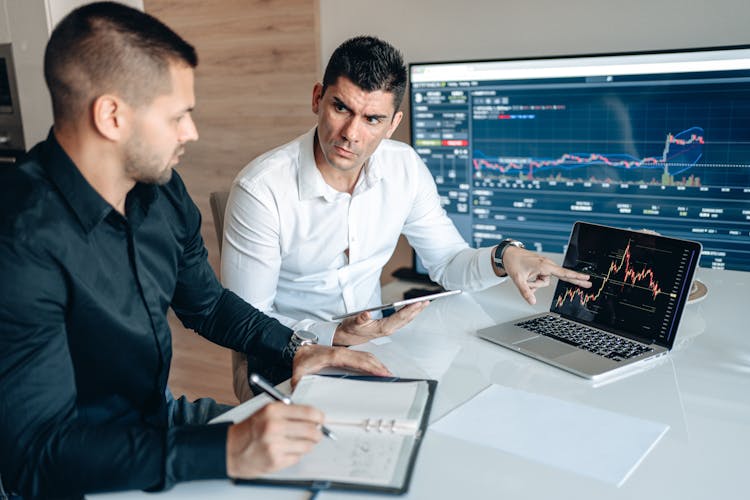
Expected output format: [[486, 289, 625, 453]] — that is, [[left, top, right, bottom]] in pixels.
[[516, 336, 578, 358], [479, 324, 538, 344]]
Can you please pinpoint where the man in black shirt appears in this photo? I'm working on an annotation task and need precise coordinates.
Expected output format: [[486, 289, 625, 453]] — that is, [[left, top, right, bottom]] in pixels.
[[0, 3, 390, 499]]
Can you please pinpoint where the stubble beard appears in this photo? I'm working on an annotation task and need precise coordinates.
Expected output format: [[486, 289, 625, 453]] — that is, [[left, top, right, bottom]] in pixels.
[[123, 135, 179, 186]]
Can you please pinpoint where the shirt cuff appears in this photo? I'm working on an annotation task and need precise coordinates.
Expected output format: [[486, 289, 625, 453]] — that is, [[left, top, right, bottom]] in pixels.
[[307, 320, 339, 346], [162, 421, 230, 489], [286, 317, 339, 346], [478, 246, 508, 284]]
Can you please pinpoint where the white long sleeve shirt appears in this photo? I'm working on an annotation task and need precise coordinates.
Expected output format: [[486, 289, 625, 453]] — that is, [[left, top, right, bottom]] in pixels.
[[221, 128, 503, 345]]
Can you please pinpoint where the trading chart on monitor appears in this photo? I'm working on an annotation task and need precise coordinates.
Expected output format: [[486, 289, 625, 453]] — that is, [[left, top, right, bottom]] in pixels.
[[409, 46, 750, 272]]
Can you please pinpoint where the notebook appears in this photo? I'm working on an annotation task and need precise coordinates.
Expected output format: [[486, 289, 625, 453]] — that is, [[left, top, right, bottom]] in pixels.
[[478, 222, 701, 380], [237, 375, 437, 495]]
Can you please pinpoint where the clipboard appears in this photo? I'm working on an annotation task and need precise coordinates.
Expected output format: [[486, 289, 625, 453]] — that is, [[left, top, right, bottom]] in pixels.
[[236, 375, 437, 495]]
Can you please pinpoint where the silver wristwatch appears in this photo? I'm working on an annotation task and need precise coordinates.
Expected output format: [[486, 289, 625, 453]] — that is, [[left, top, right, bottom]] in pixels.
[[493, 238, 525, 271], [282, 329, 318, 364]]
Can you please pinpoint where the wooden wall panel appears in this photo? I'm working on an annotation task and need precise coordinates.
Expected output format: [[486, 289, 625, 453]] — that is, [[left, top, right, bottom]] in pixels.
[[144, 0, 319, 275], [144, 0, 320, 405]]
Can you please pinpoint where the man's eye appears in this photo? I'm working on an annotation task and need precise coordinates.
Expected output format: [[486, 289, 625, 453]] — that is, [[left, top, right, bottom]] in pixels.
[[367, 117, 381, 124], [334, 103, 347, 112]]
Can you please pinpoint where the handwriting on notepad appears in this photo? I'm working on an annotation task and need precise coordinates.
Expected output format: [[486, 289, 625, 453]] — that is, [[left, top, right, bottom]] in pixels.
[[345, 434, 401, 480]]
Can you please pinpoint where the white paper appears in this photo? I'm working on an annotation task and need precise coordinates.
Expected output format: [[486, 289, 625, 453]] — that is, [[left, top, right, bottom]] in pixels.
[[251, 376, 427, 487], [264, 428, 409, 485], [431, 384, 669, 487], [208, 379, 293, 424], [293, 375, 420, 422]]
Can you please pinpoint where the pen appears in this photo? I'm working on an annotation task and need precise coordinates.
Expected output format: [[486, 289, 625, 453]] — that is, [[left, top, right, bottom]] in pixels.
[[249, 373, 337, 441]]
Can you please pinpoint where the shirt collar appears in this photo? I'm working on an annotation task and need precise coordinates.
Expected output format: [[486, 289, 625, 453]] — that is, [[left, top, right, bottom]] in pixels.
[[297, 127, 385, 201], [42, 129, 157, 233], [297, 128, 329, 201]]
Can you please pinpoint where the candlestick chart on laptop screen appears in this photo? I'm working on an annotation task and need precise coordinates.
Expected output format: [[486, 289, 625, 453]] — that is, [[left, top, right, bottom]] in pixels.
[[551, 223, 700, 346]]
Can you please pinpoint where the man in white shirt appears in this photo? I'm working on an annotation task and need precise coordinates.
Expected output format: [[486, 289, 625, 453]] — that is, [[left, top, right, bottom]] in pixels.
[[222, 36, 591, 400]]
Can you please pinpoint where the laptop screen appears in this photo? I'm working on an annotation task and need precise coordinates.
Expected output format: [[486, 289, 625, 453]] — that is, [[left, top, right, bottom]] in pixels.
[[551, 222, 702, 348]]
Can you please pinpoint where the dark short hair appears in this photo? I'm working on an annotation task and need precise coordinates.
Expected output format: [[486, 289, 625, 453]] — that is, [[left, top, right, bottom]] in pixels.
[[322, 36, 407, 115], [44, 1, 197, 123]]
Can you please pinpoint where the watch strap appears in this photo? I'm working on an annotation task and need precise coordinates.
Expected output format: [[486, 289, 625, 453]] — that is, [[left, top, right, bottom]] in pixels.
[[493, 238, 524, 271], [282, 330, 318, 365]]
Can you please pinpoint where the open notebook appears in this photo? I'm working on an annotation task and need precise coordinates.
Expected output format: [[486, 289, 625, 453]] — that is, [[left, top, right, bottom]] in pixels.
[[238, 375, 437, 495]]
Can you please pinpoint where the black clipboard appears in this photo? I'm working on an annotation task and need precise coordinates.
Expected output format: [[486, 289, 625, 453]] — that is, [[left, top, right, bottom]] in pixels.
[[236, 375, 437, 495]]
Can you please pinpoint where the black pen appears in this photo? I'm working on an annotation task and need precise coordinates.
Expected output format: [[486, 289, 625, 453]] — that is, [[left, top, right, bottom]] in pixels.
[[249, 373, 337, 441]]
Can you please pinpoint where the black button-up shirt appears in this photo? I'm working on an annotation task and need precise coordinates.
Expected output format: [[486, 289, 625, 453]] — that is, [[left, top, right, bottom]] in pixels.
[[0, 132, 293, 498]]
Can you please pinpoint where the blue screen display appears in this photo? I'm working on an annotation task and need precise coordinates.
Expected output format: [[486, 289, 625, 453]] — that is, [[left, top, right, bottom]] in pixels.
[[410, 47, 750, 273]]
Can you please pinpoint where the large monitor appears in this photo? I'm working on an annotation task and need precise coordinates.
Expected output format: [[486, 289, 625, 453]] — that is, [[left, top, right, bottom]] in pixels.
[[408, 45, 750, 274]]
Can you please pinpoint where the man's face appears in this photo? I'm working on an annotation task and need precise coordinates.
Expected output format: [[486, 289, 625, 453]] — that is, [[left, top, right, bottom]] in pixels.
[[312, 76, 403, 174], [123, 63, 199, 185]]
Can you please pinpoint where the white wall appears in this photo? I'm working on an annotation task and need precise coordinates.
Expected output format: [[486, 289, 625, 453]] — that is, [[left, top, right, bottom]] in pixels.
[[319, 0, 750, 143], [0, 0, 143, 149], [320, 0, 750, 66]]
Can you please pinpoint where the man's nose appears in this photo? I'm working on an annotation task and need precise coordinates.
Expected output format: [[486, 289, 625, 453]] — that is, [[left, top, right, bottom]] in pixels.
[[341, 117, 360, 143], [180, 114, 199, 143]]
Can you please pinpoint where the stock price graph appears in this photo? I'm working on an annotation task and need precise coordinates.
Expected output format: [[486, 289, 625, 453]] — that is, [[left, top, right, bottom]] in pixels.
[[468, 84, 750, 271], [555, 239, 673, 310], [552, 225, 698, 344], [411, 65, 750, 271], [474, 127, 708, 186], [471, 84, 750, 189]]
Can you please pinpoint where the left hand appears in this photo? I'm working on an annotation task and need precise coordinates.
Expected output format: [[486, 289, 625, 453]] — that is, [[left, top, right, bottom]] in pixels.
[[332, 301, 429, 346], [290, 344, 392, 388], [499, 245, 592, 305]]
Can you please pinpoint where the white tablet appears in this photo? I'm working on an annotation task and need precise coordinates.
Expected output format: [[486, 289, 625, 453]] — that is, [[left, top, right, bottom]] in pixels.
[[331, 289, 462, 321]]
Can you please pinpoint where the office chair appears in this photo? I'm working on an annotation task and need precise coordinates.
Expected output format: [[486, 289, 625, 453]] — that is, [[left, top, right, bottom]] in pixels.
[[209, 191, 230, 254], [209, 190, 253, 402]]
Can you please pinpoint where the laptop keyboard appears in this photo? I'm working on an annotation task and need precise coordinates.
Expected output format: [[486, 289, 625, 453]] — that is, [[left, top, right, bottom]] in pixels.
[[516, 315, 653, 362]]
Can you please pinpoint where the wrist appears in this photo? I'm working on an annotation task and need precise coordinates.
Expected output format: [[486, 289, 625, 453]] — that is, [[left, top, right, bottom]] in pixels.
[[332, 322, 350, 346], [225, 424, 240, 478], [492, 238, 525, 276], [282, 329, 319, 365]]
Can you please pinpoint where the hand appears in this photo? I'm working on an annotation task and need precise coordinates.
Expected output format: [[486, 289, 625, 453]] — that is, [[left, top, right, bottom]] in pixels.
[[291, 344, 392, 388], [499, 246, 592, 305], [332, 302, 429, 346], [226, 401, 323, 478]]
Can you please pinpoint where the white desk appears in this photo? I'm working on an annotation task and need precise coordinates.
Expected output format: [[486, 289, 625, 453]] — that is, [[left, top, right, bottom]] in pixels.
[[93, 267, 749, 500]]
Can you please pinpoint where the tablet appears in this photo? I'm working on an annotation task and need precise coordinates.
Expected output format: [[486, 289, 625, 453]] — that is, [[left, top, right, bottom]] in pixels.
[[331, 289, 462, 321]]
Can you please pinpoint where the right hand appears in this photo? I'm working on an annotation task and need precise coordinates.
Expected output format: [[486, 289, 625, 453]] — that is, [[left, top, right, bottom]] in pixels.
[[226, 401, 324, 478], [499, 246, 591, 305], [333, 301, 428, 346]]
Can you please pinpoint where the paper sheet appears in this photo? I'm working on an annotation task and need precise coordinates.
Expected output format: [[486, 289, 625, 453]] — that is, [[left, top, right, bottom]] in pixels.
[[263, 427, 409, 485], [431, 384, 669, 487]]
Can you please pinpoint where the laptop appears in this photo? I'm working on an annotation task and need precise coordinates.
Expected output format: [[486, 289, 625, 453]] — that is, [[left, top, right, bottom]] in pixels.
[[478, 222, 701, 380]]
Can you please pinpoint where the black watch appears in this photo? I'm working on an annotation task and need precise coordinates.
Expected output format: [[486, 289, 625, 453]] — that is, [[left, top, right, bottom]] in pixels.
[[493, 238, 525, 271], [282, 330, 318, 364]]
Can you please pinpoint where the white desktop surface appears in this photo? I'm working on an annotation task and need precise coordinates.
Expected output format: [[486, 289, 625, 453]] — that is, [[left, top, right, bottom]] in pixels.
[[91, 266, 749, 500]]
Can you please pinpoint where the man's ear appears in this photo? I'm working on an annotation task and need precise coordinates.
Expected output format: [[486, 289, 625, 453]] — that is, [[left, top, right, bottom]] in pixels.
[[385, 110, 403, 139], [311, 82, 324, 115], [92, 94, 129, 142]]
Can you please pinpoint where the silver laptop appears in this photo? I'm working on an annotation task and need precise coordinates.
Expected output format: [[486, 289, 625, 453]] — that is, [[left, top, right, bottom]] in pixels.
[[478, 222, 701, 380]]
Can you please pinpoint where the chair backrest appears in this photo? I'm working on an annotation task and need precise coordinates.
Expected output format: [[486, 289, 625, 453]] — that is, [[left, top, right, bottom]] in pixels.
[[210, 190, 253, 401], [209, 191, 230, 254]]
